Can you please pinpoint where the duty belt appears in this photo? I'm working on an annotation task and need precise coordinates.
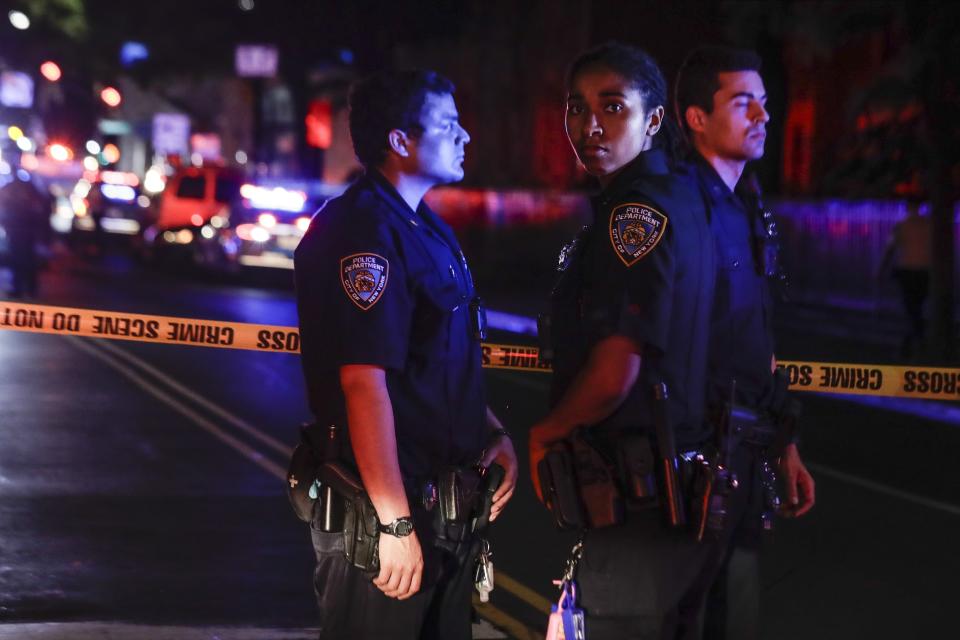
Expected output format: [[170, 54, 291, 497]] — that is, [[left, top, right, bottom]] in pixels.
[[719, 405, 778, 449]]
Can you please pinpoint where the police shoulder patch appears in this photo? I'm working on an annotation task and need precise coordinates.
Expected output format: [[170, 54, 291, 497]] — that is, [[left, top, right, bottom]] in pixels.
[[340, 253, 389, 310], [609, 202, 669, 267]]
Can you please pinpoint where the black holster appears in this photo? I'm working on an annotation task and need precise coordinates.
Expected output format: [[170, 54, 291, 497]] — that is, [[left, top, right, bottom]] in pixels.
[[538, 431, 624, 530], [318, 462, 381, 573], [286, 422, 342, 523]]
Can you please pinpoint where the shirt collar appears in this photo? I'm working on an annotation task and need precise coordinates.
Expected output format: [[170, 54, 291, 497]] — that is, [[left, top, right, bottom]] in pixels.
[[690, 153, 740, 208], [592, 148, 670, 210], [364, 167, 453, 243], [364, 168, 423, 217]]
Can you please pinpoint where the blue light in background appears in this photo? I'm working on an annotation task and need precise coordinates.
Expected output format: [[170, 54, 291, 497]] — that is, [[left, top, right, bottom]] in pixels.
[[120, 42, 149, 68]]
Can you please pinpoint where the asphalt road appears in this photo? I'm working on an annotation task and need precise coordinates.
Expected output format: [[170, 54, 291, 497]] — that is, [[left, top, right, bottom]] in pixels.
[[0, 252, 958, 639]]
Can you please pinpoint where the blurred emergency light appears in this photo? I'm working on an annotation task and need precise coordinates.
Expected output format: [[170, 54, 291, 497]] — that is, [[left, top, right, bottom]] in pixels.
[[100, 170, 138, 186], [48, 143, 72, 161], [40, 61, 62, 82], [100, 87, 122, 107], [241, 184, 307, 212], [305, 99, 332, 149], [102, 143, 120, 163], [100, 183, 136, 202], [7, 125, 23, 141], [0, 71, 34, 108], [120, 42, 149, 68]]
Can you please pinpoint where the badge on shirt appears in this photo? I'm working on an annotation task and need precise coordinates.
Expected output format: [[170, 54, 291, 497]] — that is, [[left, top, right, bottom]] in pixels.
[[609, 202, 668, 267], [340, 253, 389, 310]]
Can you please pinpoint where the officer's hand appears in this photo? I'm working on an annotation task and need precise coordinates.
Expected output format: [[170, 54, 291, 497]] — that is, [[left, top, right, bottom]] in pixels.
[[778, 443, 815, 518], [480, 435, 518, 522], [373, 531, 424, 600], [528, 423, 554, 503]]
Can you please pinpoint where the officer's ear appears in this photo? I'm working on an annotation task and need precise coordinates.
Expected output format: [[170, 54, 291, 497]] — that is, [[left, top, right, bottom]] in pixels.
[[684, 105, 708, 135], [387, 129, 412, 158], [646, 105, 665, 137]]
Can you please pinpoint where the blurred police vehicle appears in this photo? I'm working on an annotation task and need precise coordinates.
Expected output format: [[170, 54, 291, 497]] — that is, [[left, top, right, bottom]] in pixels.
[[145, 169, 338, 274], [68, 171, 154, 251]]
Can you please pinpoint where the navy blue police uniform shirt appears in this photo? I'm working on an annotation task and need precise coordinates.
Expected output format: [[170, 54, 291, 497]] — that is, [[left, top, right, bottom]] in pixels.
[[294, 169, 487, 479], [692, 155, 776, 410], [549, 148, 716, 448]]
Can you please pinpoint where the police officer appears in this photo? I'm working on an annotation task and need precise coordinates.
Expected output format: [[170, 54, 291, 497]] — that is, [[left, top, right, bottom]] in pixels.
[[674, 45, 816, 639], [294, 70, 517, 640], [529, 43, 720, 638]]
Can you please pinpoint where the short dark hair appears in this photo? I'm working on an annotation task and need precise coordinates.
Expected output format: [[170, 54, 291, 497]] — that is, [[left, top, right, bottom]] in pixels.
[[674, 45, 762, 135], [348, 70, 455, 168], [567, 42, 677, 157]]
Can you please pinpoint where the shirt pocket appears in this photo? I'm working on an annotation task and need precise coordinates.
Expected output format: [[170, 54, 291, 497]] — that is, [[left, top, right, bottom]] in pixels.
[[718, 242, 756, 312], [408, 271, 463, 363]]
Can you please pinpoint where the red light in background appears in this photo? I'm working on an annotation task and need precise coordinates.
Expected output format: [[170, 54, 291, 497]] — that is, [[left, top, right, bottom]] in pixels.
[[40, 61, 62, 82], [783, 97, 815, 192], [101, 86, 122, 107], [305, 99, 332, 149]]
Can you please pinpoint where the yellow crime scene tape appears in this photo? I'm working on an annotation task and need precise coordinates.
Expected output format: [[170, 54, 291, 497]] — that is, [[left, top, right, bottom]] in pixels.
[[3, 301, 960, 401]]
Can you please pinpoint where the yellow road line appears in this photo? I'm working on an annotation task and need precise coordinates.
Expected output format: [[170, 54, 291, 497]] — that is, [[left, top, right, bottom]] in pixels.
[[495, 572, 554, 614], [69, 337, 288, 479], [68, 336, 547, 638]]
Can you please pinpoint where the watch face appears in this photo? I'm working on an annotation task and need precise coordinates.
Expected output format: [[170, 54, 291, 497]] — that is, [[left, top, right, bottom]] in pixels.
[[394, 519, 414, 536]]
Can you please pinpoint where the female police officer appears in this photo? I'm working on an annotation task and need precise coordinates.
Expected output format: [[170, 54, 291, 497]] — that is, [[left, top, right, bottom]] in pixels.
[[529, 43, 719, 638]]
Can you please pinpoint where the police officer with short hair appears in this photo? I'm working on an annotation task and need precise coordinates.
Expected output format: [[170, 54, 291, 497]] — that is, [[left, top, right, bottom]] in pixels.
[[529, 43, 720, 638], [674, 45, 816, 639], [294, 69, 517, 640]]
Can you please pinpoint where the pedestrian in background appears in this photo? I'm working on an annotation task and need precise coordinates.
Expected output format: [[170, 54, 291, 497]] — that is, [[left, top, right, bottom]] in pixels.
[[880, 199, 931, 360], [0, 170, 50, 299]]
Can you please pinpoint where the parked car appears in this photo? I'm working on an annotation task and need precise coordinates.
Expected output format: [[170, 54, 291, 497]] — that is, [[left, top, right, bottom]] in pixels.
[[70, 171, 154, 252]]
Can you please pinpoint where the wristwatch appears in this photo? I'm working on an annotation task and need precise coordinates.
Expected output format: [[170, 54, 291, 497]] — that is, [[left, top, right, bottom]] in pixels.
[[378, 516, 415, 537]]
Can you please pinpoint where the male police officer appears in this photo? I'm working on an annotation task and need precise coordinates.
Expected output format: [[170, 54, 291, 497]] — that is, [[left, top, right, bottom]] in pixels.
[[674, 46, 816, 639], [294, 70, 517, 640]]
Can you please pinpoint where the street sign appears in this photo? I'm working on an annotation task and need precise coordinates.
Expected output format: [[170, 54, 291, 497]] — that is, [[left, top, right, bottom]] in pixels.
[[152, 113, 190, 156], [235, 45, 279, 78]]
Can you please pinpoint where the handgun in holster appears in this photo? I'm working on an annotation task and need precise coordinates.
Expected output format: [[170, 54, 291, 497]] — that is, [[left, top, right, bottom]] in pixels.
[[694, 383, 740, 542], [438, 466, 485, 526], [472, 463, 505, 533], [538, 430, 624, 531], [538, 441, 587, 530], [317, 462, 381, 573]]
